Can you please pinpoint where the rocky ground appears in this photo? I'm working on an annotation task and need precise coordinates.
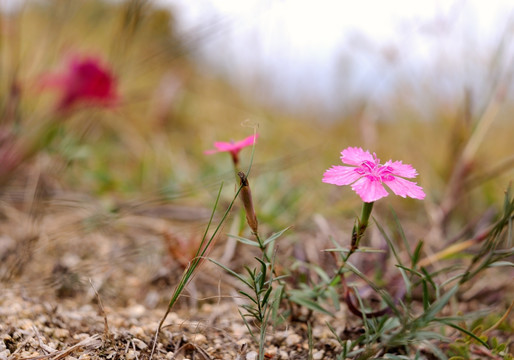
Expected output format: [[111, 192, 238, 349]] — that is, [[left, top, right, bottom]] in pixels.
[[1, 288, 351, 360]]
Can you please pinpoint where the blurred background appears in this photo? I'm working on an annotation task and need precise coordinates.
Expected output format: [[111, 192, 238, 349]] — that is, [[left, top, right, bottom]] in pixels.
[[0, 0, 513, 308], [157, 0, 514, 119]]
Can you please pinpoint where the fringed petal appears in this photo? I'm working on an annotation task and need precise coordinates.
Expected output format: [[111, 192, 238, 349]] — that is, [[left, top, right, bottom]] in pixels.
[[351, 177, 389, 202], [384, 176, 426, 200]]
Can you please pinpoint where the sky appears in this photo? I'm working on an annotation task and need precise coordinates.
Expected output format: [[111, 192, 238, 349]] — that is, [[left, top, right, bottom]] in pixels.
[[154, 0, 514, 118]]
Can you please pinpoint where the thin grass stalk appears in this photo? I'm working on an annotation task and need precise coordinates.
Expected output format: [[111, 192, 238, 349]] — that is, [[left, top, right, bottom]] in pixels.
[[149, 181, 244, 359]]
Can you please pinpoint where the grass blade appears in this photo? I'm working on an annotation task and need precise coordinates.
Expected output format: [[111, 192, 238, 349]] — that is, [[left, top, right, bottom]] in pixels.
[[375, 218, 404, 267], [435, 319, 490, 349], [209, 258, 252, 288], [262, 226, 292, 246], [289, 295, 333, 316], [227, 234, 261, 247], [415, 285, 458, 325]]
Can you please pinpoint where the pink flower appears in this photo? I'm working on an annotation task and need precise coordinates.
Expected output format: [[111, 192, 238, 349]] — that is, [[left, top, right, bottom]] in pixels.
[[41, 55, 118, 111], [323, 147, 426, 203], [205, 134, 258, 164]]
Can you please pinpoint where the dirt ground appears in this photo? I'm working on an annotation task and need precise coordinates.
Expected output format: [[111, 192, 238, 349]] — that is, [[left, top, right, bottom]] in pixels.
[[1, 290, 348, 360], [0, 179, 354, 360], [1, 174, 513, 360]]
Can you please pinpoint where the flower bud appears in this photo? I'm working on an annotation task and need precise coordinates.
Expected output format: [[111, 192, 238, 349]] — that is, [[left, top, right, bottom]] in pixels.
[[238, 172, 258, 234]]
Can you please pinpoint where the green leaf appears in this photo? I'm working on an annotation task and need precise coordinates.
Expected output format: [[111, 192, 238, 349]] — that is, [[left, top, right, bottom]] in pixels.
[[255, 257, 269, 269], [271, 284, 286, 326], [263, 226, 292, 246], [396, 264, 424, 278], [227, 234, 260, 247], [375, 218, 403, 267], [487, 261, 514, 268], [238, 290, 258, 305], [383, 355, 412, 360], [208, 258, 252, 288], [391, 207, 411, 257], [412, 240, 424, 268], [416, 284, 459, 325], [345, 262, 401, 317], [327, 286, 341, 311], [238, 308, 255, 339], [323, 247, 386, 253], [289, 296, 333, 316], [435, 319, 490, 349], [262, 286, 273, 305], [440, 273, 466, 288], [422, 279, 430, 311], [421, 267, 439, 298], [196, 182, 224, 257], [329, 274, 341, 287], [422, 341, 449, 360], [411, 330, 448, 341], [312, 265, 332, 283], [397, 266, 412, 299], [244, 265, 256, 279], [272, 274, 290, 283]]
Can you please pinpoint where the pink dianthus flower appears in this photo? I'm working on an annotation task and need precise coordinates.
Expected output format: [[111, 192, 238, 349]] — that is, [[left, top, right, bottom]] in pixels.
[[323, 147, 425, 203], [205, 134, 258, 165], [41, 55, 118, 111]]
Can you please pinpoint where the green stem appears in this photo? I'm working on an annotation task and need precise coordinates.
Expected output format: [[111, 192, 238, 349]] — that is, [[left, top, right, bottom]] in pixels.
[[255, 233, 266, 253], [255, 232, 277, 276], [351, 201, 374, 251]]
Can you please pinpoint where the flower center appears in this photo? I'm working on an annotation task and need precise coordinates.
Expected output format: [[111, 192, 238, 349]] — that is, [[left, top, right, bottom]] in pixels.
[[356, 155, 395, 182]]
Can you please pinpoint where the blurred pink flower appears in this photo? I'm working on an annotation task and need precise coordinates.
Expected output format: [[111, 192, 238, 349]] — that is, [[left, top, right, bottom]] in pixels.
[[205, 134, 258, 164], [323, 147, 425, 203], [41, 55, 118, 111]]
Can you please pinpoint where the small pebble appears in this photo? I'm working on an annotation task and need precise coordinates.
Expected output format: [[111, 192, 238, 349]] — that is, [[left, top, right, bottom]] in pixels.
[[265, 345, 277, 356], [0, 350, 10, 360], [231, 323, 248, 338], [36, 315, 48, 325], [126, 350, 137, 360], [127, 304, 146, 318], [285, 333, 302, 347], [313, 350, 324, 360], [192, 334, 207, 345], [144, 291, 160, 309], [312, 326, 332, 339], [132, 338, 148, 350], [74, 333, 91, 341], [246, 350, 258, 360], [129, 326, 145, 338], [20, 351, 38, 358], [54, 328, 70, 339]]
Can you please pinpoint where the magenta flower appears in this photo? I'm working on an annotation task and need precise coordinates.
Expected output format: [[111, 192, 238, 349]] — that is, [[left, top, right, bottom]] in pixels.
[[205, 134, 258, 165], [41, 55, 118, 111], [323, 147, 426, 203]]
